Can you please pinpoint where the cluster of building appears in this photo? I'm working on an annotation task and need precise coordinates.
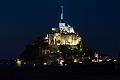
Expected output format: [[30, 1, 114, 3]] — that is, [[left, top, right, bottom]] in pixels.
[[17, 6, 115, 67], [40, 14, 83, 65]]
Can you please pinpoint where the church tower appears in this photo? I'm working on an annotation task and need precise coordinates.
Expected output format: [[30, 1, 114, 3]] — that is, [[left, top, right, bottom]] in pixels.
[[59, 6, 75, 33]]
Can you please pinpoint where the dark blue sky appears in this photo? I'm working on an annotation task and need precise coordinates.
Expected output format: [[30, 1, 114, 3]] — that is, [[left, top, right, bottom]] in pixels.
[[0, 0, 120, 58]]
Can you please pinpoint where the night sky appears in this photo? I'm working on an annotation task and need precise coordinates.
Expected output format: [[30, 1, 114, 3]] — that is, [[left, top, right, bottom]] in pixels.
[[0, 0, 120, 58]]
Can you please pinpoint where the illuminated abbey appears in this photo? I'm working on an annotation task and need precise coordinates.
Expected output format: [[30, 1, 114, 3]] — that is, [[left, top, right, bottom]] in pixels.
[[37, 6, 84, 65], [18, 6, 113, 66], [46, 6, 83, 52]]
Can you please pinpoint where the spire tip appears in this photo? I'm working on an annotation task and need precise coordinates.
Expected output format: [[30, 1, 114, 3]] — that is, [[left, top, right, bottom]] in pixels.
[[61, 6, 63, 20]]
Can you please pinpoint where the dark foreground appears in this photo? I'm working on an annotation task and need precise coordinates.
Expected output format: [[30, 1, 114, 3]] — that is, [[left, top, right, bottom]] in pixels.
[[0, 63, 120, 80]]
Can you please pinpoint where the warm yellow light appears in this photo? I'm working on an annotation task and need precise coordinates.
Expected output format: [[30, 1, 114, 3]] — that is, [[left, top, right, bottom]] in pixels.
[[60, 60, 64, 66], [94, 53, 98, 58], [74, 59, 78, 62], [57, 59, 60, 62], [16, 59, 21, 67], [80, 49, 82, 51], [79, 61, 82, 63], [107, 58, 112, 61], [98, 60, 102, 62], [92, 59, 97, 62]]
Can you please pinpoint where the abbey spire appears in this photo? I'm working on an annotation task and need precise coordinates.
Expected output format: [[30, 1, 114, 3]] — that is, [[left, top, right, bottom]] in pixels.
[[61, 6, 64, 20], [59, 6, 75, 33]]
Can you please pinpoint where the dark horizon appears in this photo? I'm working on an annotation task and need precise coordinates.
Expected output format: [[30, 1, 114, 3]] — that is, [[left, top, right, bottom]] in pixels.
[[0, 0, 120, 58]]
